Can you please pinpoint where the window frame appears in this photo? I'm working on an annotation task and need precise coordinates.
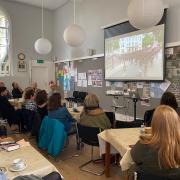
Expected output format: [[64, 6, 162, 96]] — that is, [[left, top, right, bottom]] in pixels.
[[0, 8, 12, 77]]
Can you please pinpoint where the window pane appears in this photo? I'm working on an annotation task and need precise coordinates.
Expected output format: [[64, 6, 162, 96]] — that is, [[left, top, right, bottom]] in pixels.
[[0, 37, 8, 46], [0, 17, 8, 28], [0, 46, 7, 61], [0, 28, 7, 38], [0, 14, 9, 75]]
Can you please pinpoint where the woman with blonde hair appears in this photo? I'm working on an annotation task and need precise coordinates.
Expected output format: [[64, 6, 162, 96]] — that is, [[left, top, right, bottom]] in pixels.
[[80, 93, 111, 130], [129, 105, 180, 179]]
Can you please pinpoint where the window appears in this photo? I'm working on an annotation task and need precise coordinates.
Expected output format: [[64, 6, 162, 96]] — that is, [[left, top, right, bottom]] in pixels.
[[0, 11, 10, 76]]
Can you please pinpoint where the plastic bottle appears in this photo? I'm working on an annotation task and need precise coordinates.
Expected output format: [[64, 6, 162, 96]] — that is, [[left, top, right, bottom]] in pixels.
[[0, 167, 7, 180], [140, 123, 145, 134]]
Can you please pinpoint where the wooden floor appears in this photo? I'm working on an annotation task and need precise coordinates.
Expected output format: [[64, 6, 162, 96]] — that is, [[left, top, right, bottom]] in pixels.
[[11, 133, 123, 180]]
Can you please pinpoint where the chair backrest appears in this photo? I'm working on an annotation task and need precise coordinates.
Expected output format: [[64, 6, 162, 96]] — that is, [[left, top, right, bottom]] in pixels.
[[77, 123, 100, 146], [78, 92, 87, 100], [20, 108, 36, 131], [136, 169, 180, 180], [39, 116, 67, 156], [0, 101, 15, 119], [105, 112, 115, 128], [144, 109, 155, 127], [73, 91, 79, 99], [0, 125, 7, 137], [116, 120, 143, 128]]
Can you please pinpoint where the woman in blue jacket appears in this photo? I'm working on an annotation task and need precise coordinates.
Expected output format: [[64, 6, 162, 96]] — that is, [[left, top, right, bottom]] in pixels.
[[48, 93, 74, 132]]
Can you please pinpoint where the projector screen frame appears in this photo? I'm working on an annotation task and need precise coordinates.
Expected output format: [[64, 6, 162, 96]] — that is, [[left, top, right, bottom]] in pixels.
[[104, 11, 167, 82]]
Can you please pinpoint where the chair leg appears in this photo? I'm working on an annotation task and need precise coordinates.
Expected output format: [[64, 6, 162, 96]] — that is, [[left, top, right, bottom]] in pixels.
[[79, 146, 104, 176]]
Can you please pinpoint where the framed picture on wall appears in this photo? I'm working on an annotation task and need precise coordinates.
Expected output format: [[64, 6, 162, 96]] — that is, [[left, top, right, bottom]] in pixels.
[[18, 60, 27, 72]]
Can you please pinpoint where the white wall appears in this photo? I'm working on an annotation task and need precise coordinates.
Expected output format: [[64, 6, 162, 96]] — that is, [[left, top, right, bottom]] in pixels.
[[0, 0, 53, 90], [166, 6, 180, 43], [53, 0, 180, 60], [53, 0, 130, 60]]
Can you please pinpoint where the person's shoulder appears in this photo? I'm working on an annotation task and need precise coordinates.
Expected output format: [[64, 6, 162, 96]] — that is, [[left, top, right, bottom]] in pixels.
[[131, 140, 151, 156], [57, 106, 67, 112]]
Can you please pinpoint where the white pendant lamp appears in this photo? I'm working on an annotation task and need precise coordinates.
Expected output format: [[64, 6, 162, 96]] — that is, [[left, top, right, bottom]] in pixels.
[[34, 0, 52, 55], [63, 0, 85, 47], [128, 0, 164, 29]]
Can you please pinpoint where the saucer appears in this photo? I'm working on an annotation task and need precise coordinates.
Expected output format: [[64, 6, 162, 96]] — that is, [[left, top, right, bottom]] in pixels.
[[9, 163, 27, 172]]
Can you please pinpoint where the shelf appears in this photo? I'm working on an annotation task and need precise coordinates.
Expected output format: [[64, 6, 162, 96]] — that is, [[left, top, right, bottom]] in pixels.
[[54, 53, 104, 63]]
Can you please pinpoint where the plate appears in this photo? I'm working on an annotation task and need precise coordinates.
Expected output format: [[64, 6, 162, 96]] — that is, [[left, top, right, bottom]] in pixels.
[[9, 163, 27, 172]]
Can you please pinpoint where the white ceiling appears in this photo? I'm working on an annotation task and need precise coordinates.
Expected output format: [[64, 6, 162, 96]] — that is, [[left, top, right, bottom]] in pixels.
[[8, 0, 69, 10], [7, 0, 180, 11]]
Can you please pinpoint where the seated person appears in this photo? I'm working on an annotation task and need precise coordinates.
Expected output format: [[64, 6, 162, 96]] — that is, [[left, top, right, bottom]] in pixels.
[[144, 91, 179, 126], [0, 81, 11, 99], [48, 93, 74, 132], [35, 90, 48, 120], [160, 91, 178, 111], [0, 87, 20, 127], [22, 87, 37, 112], [12, 81, 23, 99], [48, 81, 59, 97], [80, 94, 111, 130], [31, 82, 38, 92], [127, 105, 180, 180], [0, 125, 7, 138]]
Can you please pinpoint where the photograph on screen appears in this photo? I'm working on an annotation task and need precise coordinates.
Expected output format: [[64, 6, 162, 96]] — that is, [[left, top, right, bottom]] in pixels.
[[105, 24, 165, 81]]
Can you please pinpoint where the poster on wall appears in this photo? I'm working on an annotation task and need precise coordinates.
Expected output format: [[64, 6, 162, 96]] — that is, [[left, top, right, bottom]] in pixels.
[[150, 79, 171, 99], [63, 64, 71, 91], [77, 72, 87, 87], [168, 79, 180, 103], [165, 44, 180, 103], [88, 69, 103, 87], [78, 72, 87, 80], [57, 70, 64, 85]]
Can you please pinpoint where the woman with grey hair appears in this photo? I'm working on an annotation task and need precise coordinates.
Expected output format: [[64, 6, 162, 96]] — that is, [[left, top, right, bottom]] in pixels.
[[80, 93, 111, 130]]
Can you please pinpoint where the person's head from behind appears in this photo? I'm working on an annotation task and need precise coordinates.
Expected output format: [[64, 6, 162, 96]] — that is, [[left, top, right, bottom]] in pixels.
[[0, 81, 5, 87], [23, 87, 35, 101], [141, 105, 180, 168], [48, 93, 62, 111], [0, 87, 8, 96], [160, 91, 178, 110], [31, 82, 37, 90], [12, 82, 19, 89], [84, 94, 99, 112], [35, 90, 48, 106]]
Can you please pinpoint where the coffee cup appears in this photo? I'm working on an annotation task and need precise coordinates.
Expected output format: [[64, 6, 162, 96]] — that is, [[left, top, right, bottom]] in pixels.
[[144, 127, 152, 134], [13, 159, 25, 170]]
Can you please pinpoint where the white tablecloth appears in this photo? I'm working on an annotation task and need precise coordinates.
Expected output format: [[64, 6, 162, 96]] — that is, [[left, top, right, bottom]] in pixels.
[[68, 106, 83, 121], [0, 145, 62, 180], [98, 128, 140, 171]]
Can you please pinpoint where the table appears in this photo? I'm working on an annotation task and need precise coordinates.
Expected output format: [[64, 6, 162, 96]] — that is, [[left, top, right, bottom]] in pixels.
[[68, 106, 83, 121], [98, 128, 140, 177], [8, 98, 23, 109], [0, 145, 62, 179]]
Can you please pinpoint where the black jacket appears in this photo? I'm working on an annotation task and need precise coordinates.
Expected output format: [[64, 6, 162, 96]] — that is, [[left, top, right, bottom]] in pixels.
[[12, 88, 23, 98]]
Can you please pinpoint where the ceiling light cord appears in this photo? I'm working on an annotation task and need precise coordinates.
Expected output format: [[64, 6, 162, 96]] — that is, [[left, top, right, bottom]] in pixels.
[[42, 0, 44, 38], [74, 0, 76, 24]]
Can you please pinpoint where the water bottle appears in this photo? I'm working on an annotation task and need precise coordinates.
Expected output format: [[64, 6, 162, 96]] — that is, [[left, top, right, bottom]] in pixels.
[[140, 123, 145, 134], [0, 167, 7, 180]]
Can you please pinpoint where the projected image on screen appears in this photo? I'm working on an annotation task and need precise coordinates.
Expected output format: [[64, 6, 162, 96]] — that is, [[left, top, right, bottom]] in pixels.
[[105, 25, 164, 80]]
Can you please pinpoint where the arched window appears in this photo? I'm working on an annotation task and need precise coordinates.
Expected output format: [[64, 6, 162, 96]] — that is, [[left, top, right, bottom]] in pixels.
[[0, 9, 10, 75]]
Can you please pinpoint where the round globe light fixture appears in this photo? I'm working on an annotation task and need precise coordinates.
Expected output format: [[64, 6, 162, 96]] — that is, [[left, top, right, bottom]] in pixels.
[[34, 0, 52, 55], [128, 0, 164, 29], [63, 24, 85, 47], [63, 0, 85, 47], [34, 38, 52, 55]]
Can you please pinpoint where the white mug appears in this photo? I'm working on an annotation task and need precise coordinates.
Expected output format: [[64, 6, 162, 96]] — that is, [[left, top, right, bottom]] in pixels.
[[13, 159, 25, 169]]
